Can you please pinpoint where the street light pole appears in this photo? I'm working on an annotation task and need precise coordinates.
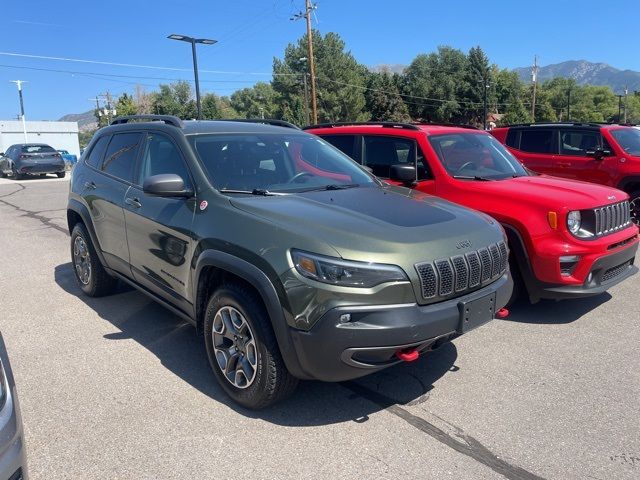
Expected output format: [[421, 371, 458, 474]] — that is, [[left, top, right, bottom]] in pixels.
[[167, 34, 217, 120], [10, 80, 28, 143]]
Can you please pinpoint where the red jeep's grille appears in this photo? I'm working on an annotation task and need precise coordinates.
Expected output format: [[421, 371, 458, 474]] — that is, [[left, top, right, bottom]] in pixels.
[[594, 201, 631, 236]]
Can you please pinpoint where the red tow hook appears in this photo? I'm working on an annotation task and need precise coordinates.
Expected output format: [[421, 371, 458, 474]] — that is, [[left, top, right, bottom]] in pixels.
[[395, 348, 420, 362], [495, 308, 510, 319]]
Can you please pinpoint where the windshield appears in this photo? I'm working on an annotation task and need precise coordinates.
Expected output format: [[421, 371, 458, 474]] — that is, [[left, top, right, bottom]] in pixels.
[[610, 128, 640, 156], [189, 133, 374, 192], [428, 132, 528, 180], [21, 145, 56, 154]]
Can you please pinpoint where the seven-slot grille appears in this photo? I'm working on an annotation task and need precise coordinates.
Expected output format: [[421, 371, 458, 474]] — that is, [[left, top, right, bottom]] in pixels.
[[415, 241, 508, 299], [594, 201, 631, 236]]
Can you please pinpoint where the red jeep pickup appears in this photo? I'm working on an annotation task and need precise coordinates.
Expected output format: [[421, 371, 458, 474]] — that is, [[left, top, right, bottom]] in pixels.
[[491, 122, 640, 224], [305, 122, 639, 304]]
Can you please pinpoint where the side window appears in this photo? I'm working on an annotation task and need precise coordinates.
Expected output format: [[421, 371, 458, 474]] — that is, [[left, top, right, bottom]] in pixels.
[[85, 136, 110, 169], [321, 135, 359, 161], [362, 136, 429, 179], [505, 129, 519, 149], [101, 133, 142, 183], [519, 129, 555, 154], [560, 130, 600, 156], [139, 133, 192, 188]]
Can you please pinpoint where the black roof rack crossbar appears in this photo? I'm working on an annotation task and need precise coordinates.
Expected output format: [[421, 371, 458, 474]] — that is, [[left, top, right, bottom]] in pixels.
[[217, 118, 301, 129], [506, 121, 604, 128], [302, 121, 420, 131], [110, 115, 183, 128]]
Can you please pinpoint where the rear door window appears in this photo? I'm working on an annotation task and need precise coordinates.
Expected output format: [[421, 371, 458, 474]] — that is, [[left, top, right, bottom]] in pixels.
[[519, 129, 556, 154], [362, 135, 429, 179], [559, 130, 601, 156], [101, 133, 142, 183]]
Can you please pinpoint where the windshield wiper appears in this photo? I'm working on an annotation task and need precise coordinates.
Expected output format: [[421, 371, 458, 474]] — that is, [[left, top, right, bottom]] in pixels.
[[219, 188, 287, 196], [452, 175, 493, 181], [299, 183, 360, 192]]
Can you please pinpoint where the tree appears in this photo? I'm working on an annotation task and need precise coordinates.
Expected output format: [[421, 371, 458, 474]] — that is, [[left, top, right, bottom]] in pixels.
[[115, 93, 137, 116], [230, 82, 277, 118], [493, 69, 531, 125], [464, 46, 492, 124], [272, 30, 369, 124], [364, 70, 410, 122], [151, 81, 197, 119], [403, 46, 469, 122]]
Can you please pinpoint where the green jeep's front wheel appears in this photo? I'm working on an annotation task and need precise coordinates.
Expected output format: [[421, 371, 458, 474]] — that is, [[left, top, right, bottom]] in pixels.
[[204, 283, 298, 409]]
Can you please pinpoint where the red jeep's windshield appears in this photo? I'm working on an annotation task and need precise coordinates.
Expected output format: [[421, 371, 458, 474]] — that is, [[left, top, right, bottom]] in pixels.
[[429, 132, 528, 180], [610, 128, 640, 156]]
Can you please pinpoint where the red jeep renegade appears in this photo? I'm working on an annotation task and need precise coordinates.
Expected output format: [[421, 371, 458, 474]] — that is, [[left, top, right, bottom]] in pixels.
[[491, 123, 640, 224], [305, 122, 639, 304]]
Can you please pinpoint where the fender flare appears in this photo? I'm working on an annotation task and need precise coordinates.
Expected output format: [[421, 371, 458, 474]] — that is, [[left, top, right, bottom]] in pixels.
[[194, 250, 308, 379], [501, 223, 541, 303], [66, 198, 109, 268]]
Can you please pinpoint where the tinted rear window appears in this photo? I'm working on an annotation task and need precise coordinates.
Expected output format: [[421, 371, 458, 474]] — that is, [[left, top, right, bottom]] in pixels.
[[21, 145, 56, 153], [519, 129, 555, 154], [101, 133, 142, 182], [85, 136, 110, 168]]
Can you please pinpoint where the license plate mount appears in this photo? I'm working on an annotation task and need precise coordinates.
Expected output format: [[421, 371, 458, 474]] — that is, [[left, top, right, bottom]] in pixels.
[[458, 292, 496, 333]]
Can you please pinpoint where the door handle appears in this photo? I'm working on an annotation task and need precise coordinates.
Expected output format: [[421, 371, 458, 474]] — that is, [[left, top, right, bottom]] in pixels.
[[125, 197, 142, 209], [84, 181, 96, 190]]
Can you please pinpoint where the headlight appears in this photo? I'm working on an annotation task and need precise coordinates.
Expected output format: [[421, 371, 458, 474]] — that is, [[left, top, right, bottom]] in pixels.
[[291, 250, 408, 287], [567, 211, 581, 234]]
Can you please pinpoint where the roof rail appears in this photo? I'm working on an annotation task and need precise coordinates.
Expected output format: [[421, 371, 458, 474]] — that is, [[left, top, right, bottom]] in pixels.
[[413, 122, 479, 130], [506, 122, 603, 128], [110, 115, 183, 128], [218, 118, 301, 129], [302, 121, 420, 131]]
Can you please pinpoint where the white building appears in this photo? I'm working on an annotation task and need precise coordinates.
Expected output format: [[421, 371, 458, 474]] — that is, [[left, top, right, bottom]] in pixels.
[[0, 121, 80, 157]]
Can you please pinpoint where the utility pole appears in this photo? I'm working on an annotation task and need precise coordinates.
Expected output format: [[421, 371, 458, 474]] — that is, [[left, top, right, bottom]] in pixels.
[[300, 57, 310, 125], [531, 55, 538, 121], [10, 80, 28, 143], [483, 75, 489, 130], [292, 1, 318, 124], [617, 95, 623, 122], [624, 86, 628, 123], [567, 88, 571, 120]]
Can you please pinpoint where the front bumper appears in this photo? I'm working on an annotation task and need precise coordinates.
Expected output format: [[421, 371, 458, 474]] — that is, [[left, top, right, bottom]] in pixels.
[[536, 240, 638, 300], [289, 273, 511, 382]]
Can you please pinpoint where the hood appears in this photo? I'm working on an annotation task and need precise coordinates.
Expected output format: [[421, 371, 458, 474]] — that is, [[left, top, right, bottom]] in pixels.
[[229, 185, 504, 267], [466, 175, 627, 210]]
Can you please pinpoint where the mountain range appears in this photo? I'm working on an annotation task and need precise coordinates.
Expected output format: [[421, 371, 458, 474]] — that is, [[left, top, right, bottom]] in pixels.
[[514, 60, 640, 93]]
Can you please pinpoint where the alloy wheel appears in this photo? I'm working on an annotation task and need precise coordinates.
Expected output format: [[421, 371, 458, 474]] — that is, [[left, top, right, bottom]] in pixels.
[[73, 235, 92, 285], [631, 196, 639, 225], [212, 306, 258, 389]]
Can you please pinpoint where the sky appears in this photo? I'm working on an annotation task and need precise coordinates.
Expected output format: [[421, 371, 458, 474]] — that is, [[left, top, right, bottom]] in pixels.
[[1, 0, 638, 121]]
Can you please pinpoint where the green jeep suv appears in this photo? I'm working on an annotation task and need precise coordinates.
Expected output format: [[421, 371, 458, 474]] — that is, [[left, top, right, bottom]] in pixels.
[[67, 116, 512, 409]]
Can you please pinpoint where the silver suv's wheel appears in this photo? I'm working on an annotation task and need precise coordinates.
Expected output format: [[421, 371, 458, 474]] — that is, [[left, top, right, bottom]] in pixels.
[[204, 283, 298, 409], [212, 306, 258, 389]]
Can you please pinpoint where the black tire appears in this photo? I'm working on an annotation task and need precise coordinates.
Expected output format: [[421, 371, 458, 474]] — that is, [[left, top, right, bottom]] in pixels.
[[56, 171, 66, 179], [505, 254, 526, 308], [0, 171, 6, 178], [204, 283, 298, 409], [630, 190, 640, 225], [12, 167, 24, 180], [70, 223, 117, 297]]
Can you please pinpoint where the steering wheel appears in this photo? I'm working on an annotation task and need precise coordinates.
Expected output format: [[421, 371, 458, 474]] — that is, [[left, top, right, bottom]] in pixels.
[[287, 171, 314, 184], [456, 161, 476, 173]]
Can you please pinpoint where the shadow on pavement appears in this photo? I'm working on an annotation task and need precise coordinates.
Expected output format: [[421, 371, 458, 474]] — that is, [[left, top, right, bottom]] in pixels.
[[504, 293, 612, 324], [54, 262, 458, 425]]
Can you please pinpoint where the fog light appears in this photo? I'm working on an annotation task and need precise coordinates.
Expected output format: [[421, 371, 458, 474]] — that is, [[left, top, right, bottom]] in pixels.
[[559, 255, 581, 277], [339, 313, 351, 323], [587, 272, 594, 284]]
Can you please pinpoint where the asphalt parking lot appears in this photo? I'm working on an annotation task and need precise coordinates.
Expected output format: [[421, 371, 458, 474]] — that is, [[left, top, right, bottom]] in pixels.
[[0, 176, 639, 480]]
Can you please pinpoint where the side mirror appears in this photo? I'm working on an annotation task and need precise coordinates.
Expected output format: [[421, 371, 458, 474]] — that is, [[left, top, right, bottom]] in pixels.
[[143, 174, 193, 197], [389, 164, 417, 186], [0, 152, 4, 157], [585, 148, 610, 160]]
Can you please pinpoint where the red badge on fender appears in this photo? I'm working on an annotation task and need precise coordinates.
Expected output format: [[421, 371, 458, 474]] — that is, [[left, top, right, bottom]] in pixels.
[[199, 200, 208, 211]]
